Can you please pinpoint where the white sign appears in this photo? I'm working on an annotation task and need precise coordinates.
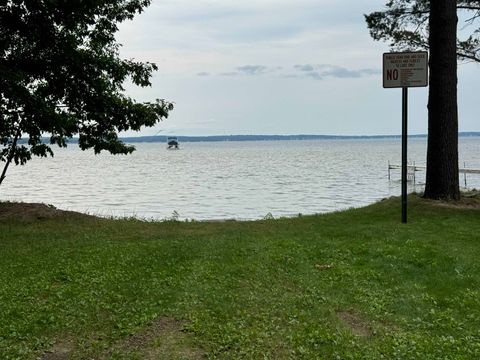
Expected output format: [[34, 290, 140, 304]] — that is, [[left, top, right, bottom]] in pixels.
[[383, 52, 428, 88]]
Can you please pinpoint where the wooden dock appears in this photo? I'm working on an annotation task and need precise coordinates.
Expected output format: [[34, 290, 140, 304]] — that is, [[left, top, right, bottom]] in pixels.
[[388, 161, 480, 186], [388, 163, 480, 174]]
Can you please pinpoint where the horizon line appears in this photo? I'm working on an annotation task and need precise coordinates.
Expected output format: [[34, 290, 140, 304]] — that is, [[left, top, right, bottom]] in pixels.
[[121, 131, 480, 139]]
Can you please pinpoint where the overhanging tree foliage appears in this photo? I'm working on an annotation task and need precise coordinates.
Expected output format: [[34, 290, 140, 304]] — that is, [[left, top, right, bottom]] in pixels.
[[0, 0, 173, 187], [366, 0, 480, 62], [366, 1, 480, 200]]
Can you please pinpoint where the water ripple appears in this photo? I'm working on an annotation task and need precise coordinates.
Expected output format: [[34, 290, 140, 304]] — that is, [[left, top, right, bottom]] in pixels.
[[1, 138, 479, 220]]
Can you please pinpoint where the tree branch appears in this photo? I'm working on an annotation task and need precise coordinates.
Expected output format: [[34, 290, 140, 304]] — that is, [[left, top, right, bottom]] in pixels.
[[388, 6, 480, 16], [457, 50, 480, 61], [457, 6, 480, 11], [0, 126, 22, 187]]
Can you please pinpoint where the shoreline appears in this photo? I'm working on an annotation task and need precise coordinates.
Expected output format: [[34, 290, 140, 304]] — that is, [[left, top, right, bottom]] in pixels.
[[2, 192, 480, 222]]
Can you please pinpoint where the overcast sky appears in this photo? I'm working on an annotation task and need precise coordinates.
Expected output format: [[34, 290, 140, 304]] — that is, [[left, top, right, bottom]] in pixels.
[[116, 0, 480, 136]]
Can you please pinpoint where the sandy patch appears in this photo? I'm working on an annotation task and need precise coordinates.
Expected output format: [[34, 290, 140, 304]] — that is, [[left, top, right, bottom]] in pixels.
[[424, 191, 480, 210], [0, 202, 94, 221], [337, 310, 374, 338], [41, 339, 74, 360], [106, 317, 205, 359]]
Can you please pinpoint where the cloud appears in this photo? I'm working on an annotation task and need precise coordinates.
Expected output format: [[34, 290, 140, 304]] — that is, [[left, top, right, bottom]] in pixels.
[[236, 65, 269, 75], [294, 64, 315, 72], [304, 71, 323, 80], [128, 0, 380, 47], [293, 64, 380, 80], [220, 71, 240, 76], [199, 64, 379, 80], [358, 68, 382, 76], [216, 65, 276, 77]]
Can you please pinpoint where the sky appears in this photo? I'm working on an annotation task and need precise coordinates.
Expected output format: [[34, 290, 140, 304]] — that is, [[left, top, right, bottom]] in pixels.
[[116, 0, 480, 136]]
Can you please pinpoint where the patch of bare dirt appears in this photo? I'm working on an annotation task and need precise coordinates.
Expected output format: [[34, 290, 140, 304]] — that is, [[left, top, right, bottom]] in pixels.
[[106, 317, 205, 359], [424, 191, 480, 210], [41, 340, 74, 360], [337, 310, 374, 338], [314, 263, 334, 271], [0, 202, 95, 221]]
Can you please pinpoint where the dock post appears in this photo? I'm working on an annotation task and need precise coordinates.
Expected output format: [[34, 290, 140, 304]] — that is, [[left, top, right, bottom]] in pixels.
[[464, 162, 467, 188], [388, 161, 391, 181], [413, 161, 416, 185]]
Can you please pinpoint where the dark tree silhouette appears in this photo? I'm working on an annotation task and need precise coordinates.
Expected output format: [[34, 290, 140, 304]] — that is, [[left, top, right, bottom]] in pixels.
[[0, 0, 173, 187], [425, 0, 460, 199]]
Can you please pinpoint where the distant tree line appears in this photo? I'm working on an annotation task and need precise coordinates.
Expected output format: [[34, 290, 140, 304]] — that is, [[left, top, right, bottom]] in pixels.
[[118, 133, 480, 143]]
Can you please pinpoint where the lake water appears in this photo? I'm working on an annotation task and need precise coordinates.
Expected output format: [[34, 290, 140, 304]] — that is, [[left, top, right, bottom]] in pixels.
[[1, 138, 480, 220]]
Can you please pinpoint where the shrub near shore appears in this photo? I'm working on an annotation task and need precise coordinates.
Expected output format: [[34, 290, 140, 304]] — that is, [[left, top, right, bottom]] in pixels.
[[0, 195, 479, 359]]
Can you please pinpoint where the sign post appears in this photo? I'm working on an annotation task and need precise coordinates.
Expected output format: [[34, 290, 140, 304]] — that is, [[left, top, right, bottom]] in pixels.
[[402, 87, 408, 223], [383, 51, 428, 223]]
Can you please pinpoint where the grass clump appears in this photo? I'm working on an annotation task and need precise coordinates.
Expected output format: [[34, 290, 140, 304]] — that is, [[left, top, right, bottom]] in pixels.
[[0, 195, 479, 359]]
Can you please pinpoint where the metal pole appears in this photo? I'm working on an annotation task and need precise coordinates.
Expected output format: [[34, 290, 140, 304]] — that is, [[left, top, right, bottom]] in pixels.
[[402, 87, 408, 224], [464, 162, 467, 188], [388, 161, 391, 181]]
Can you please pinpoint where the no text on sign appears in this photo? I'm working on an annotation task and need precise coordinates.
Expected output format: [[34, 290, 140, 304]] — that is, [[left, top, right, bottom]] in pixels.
[[383, 51, 428, 88]]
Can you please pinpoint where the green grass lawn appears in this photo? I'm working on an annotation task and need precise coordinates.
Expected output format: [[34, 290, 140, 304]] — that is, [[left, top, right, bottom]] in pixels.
[[0, 196, 479, 359]]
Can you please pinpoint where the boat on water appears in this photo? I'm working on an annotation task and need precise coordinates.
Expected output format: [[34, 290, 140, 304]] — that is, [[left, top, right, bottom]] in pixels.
[[167, 136, 180, 150]]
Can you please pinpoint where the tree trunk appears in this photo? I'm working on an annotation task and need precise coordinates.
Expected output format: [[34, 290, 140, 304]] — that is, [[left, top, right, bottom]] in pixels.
[[424, 0, 460, 200], [0, 127, 21, 188]]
